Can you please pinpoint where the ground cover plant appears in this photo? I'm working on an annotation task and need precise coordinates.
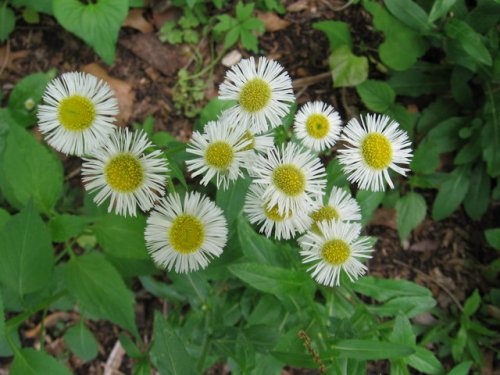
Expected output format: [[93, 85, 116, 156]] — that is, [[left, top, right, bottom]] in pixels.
[[0, 0, 499, 374]]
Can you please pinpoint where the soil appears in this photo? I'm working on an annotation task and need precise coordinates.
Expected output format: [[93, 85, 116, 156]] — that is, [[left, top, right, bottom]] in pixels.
[[0, 0, 499, 374]]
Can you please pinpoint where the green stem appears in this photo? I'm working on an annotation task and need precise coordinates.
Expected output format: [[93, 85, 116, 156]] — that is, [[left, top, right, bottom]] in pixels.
[[188, 47, 228, 80], [197, 309, 212, 372], [167, 178, 176, 194]]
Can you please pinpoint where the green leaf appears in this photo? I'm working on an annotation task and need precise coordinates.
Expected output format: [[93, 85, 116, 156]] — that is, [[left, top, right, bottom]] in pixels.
[[384, 0, 433, 34], [485, 228, 500, 250], [313, 20, 352, 50], [64, 321, 98, 362], [356, 80, 396, 113], [447, 362, 472, 375], [463, 289, 481, 318], [217, 178, 250, 226], [10, 348, 71, 375], [352, 276, 432, 301], [407, 347, 444, 375], [63, 253, 137, 335], [368, 295, 436, 318], [329, 46, 368, 87], [356, 190, 385, 226], [328, 340, 414, 360], [429, 0, 457, 22], [444, 19, 492, 66], [53, 0, 128, 64], [11, 0, 52, 14], [464, 164, 490, 220], [271, 328, 318, 369], [410, 141, 440, 174], [23, 7, 40, 24], [195, 98, 236, 131], [396, 192, 426, 241], [48, 214, 90, 243], [0, 6, 15, 42], [387, 63, 449, 98], [0, 125, 63, 213], [432, 167, 471, 221], [417, 99, 459, 135], [93, 214, 149, 259], [150, 312, 197, 375], [0, 208, 10, 230], [389, 315, 415, 347], [240, 29, 259, 52], [0, 203, 54, 299], [237, 216, 284, 265], [0, 294, 4, 341], [224, 27, 240, 49], [236, 2, 254, 21]]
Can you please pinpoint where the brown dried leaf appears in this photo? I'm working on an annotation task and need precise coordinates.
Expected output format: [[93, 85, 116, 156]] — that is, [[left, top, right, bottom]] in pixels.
[[409, 239, 440, 253], [81, 63, 135, 124], [24, 312, 77, 338], [0, 47, 29, 76], [256, 11, 290, 32], [370, 208, 397, 230], [123, 8, 154, 33], [287, 0, 309, 12]]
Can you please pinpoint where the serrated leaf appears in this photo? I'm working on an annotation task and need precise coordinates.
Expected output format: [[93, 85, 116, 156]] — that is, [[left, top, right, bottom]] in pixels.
[[396, 192, 426, 241], [63, 253, 137, 335], [432, 167, 471, 220], [64, 321, 98, 362], [356, 79, 395, 112], [0, 203, 54, 299], [53, 0, 128, 64], [328, 340, 414, 360], [444, 19, 492, 66], [313, 20, 352, 50], [10, 348, 71, 375], [329, 46, 368, 87], [485, 228, 500, 250], [236, 2, 254, 21], [0, 6, 15, 42]]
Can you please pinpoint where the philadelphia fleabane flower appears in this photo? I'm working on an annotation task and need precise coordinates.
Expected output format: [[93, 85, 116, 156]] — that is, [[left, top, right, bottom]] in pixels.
[[219, 56, 295, 133], [238, 128, 274, 174], [186, 119, 252, 189], [310, 187, 361, 234], [299, 221, 372, 287], [145, 192, 228, 273], [338, 114, 412, 191], [244, 184, 311, 240], [82, 128, 168, 217], [37, 72, 118, 156], [251, 143, 326, 216], [294, 101, 342, 152]]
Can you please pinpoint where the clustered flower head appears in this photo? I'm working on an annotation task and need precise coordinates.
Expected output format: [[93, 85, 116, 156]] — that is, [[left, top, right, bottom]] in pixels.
[[37, 57, 413, 287]]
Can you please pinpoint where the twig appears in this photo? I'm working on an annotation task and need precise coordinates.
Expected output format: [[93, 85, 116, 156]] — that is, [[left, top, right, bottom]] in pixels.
[[65, 166, 81, 181], [0, 39, 11, 78], [104, 340, 126, 375], [292, 72, 331, 89]]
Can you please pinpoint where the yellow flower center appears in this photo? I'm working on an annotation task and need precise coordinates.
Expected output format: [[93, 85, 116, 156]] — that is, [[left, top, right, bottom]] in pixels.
[[205, 141, 234, 170], [169, 214, 205, 254], [310, 205, 339, 234], [272, 164, 306, 197], [321, 239, 350, 265], [361, 133, 393, 170], [306, 114, 330, 139], [240, 130, 256, 151], [239, 78, 271, 113], [264, 203, 288, 222], [104, 153, 144, 193], [58, 95, 96, 131]]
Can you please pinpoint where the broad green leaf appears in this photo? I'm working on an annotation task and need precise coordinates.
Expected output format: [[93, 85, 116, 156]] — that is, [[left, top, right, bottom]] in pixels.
[[356, 190, 385, 226], [464, 164, 490, 220], [329, 46, 368, 87], [368, 295, 436, 318], [236, 1, 254, 21], [407, 347, 444, 375], [93, 214, 149, 259], [7, 72, 52, 127], [352, 276, 432, 301], [417, 99, 459, 135], [195, 98, 236, 131], [387, 63, 449, 98], [23, 7, 40, 24], [432, 167, 471, 221], [11, 0, 53, 14], [119, 333, 142, 358], [133, 360, 152, 375], [463, 289, 481, 318], [429, 0, 457, 22], [485, 228, 500, 250], [10, 348, 71, 375], [63, 253, 137, 335], [384, 0, 433, 34], [237, 215, 283, 265], [387, 103, 415, 135], [64, 321, 98, 362], [356, 79, 395, 113], [444, 19, 492, 66], [389, 315, 415, 347], [313, 20, 352, 50], [150, 312, 197, 375], [410, 140, 440, 174], [217, 178, 250, 226], [328, 339, 414, 360], [0, 125, 63, 213], [53, 0, 128, 64], [240, 29, 258, 52], [447, 362, 472, 375], [396, 192, 426, 241], [426, 117, 465, 153], [0, 203, 54, 298], [0, 208, 9, 229], [0, 6, 15, 42], [48, 214, 90, 243]]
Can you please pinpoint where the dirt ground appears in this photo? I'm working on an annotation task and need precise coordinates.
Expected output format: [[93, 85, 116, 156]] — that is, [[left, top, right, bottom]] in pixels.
[[1, 0, 499, 374]]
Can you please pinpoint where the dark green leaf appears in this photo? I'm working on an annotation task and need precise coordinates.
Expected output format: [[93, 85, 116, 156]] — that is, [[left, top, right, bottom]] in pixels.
[[10, 348, 71, 375], [396, 192, 427, 241], [410, 140, 440, 174], [385, 0, 433, 34], [11, 0, 52, 14], [447, 362, 472, 375], [224, 27, 240, 49], [313, 20, 352, 50], [485, 228, 500, 250], [429, 0, 457, 22], [352, 276, 432, 301], [237, 216, 284, 265], [368, 295, 436, 318], [48, 214, 90, 243], [407, 347, 444, 375], [387, 64, 448, 98], [356, 190, 385, 226], [463, 289, 481, 318], [417, 99, 459, 135], [272, 328, 318, 369], [195, 98, 236, 131], [119, 333, 142, 358], [64, 321, 98, 362], [236, 2, 254, 21], [0, 6, 15, 42], [328, 339, 414, 360], [329, 46, 368, 87], [432, 167, 471, 220], [356, 80, 395, 113], [464, 164, 490, 220], [0, 294, 4, 341], [0, 208, 10, 230], [217, 178, 250, 226], [444, 19, 492, 66]]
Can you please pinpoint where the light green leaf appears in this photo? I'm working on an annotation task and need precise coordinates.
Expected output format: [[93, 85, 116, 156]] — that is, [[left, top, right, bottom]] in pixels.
[[368, 295, 436, 318], [0, 203, 54, 299], [407, 347, 444, 375], [53, 0, 128, 64], [313, 20, 352, 50], [236, 1, 254, 21], [447, 362, 472, 375], [396, 192, 427, 241], [11, 0, 53, 14], [64, 321, 98, 362], [0, 6, 15, 42], [328, 339, 414, 360], [329, 45, 368, 87], [432, 167, 471, 221], [463, 289, 481, 318], [356, 190, 385, 226], [224, 27, 240, 49], [464, 163, 490, 220], [429, 0, 457, 22], [237, 216, 283, 265], [389, 314, 415, 347], [485, 228, 500, 250], [48, 214, 90, 243], [240, 29, 258, 52], [93, 213, 149, 259], [352, 276, 432, 301], [10, 348, 71, 375], [63, 253, 137, 335], [385, 0, 433, 34], [444, 19, 492, 66], [356, 79, 395, 113], [0, 208, 9, 230], [0, 125, 63, 213]]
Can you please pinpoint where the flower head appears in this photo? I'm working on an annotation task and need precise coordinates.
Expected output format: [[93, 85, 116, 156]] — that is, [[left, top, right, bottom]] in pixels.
[[186, 119, 252, 189], [145, 192, 228, 273], [37, 72, 119, 156], [82, 128, 168, 217], [299, 221, 372, 286], [219, 57, 295, 133], [294, 101, 342, 152], [338, 114, 412, 191]]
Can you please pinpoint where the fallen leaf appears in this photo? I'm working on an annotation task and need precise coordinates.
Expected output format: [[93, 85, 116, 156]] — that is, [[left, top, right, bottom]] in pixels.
[[82, 63, 135, 124], [0, 47, 29, 76], [222, 50, 242, 67], [256, 11, 290, 32], [409, 239, 440, 252], [287, 0, 309, 12], [370, 207, 397, 230], [123, 8, 154, 33], [24, 312, 77, 338]]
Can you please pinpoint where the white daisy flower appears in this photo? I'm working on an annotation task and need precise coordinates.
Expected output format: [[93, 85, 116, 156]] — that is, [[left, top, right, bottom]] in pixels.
[[37, 72, 119, 156], [294, 101, 342, 152], [244, 184, 311, 240], [186, 119, 252, 190], [310, 187, 361, 234], [251, 143, 326, 216], [145, 192, 228, 273], [219, 56, 295, 133], [299, 220, 373, 287], [82, 128, 169, 217], [238, 128, 274, 175], [338, 114, 413, 192]]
